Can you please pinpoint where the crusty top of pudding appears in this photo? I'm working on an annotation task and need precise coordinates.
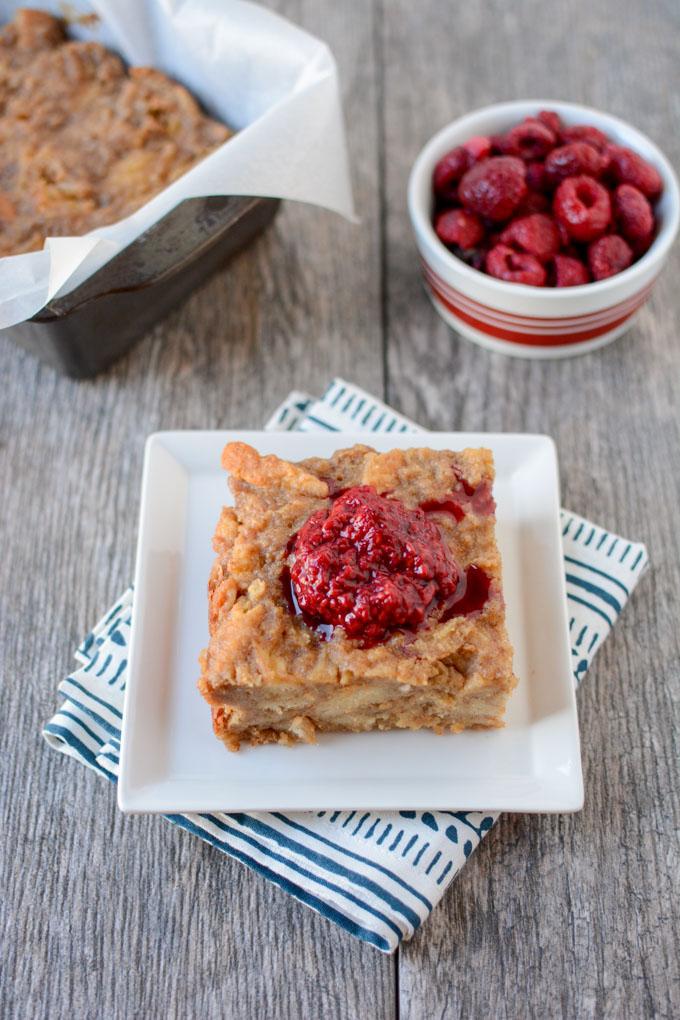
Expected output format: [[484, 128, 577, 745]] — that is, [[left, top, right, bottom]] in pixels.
[[0, 8, 230, 257]]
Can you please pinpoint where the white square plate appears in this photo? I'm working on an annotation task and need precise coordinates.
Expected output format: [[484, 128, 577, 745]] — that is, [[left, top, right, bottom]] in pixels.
[[118, 431, 583, 814]]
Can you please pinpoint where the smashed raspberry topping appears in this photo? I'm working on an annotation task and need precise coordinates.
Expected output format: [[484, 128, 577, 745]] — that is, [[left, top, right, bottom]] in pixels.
[[431, 109, 663, 286], [287, 486, 486, 646], [289, 486, 458, 645]]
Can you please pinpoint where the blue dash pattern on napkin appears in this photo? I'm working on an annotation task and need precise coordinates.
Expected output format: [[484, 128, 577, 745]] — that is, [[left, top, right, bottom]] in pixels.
[[43, 379, 648, 953]]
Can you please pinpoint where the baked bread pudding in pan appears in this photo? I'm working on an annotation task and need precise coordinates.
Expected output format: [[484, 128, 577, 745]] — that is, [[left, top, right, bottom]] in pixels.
[[0, 8, 230, 257], [198, 441, 517, 750]]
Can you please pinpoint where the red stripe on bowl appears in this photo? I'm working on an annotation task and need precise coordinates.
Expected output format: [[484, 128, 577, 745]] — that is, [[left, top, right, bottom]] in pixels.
[[425, 277, 647, 346], [422, 265, 652, 333], [421, 265, 651, 345]]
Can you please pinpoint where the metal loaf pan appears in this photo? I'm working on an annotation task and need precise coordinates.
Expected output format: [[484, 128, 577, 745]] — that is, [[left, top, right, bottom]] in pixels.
[[1, 195, 279, 378]]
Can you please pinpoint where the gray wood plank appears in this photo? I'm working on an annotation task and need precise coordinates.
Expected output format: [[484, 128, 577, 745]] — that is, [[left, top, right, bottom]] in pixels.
[[381, 1, 680, 1017], [0, 2, 393, 1017]]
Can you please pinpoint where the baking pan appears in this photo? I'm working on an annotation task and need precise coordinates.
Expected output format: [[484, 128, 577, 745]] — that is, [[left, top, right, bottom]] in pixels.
[[1, 195, 279, 379]]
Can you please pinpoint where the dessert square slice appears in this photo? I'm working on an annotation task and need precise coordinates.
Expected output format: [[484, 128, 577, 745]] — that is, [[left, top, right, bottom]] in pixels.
[[198, 441, 517, 750]]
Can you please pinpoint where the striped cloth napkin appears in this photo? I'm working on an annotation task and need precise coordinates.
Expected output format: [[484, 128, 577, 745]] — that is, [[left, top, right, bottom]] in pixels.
[[43, 378, 649, 953]]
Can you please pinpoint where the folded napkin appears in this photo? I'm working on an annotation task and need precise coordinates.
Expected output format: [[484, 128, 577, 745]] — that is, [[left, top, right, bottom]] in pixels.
[[43, 378, 648, 953]]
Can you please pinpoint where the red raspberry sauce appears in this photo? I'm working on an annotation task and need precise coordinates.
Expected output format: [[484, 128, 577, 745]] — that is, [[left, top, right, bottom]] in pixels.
[[440, 564, 491, 621], [284, 485, 491, 645], [419, 498, 465, 522], [419, 469, 496, 521]]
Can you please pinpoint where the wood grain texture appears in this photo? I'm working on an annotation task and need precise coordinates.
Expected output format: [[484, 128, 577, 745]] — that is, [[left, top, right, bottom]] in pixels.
[[381, 1, 680, 1017], [1, 0, 680, 1018]]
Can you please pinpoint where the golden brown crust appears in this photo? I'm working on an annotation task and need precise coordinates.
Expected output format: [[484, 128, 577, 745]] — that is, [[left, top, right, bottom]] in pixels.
[[199, 442, 518, 749], [0, 9, 231, 257], [222, 441, 329, 498]]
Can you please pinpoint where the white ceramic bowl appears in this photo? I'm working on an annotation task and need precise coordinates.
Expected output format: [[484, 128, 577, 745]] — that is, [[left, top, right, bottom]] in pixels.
[[408, 100, 680, 358]]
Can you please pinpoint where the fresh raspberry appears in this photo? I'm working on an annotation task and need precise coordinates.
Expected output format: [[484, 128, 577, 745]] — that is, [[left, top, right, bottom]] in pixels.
[[433, 147, 470, 201], [607, 144, 662, 199], [501, 213, 560, 262], [553, 175, 611, 242], [464, 135, 492, 162], [459, 156, 527, 222], [545, 142, 606, 185], [430, 112, 661, 289], [537, 110, 563, 135], [504, 118, 556, 159], [553, 253, 590, 287], [434, 208, 484, 249], [613, 183, 654, 242], [526, 160, 548, 192], [485, 243, 546, 285], [560, 124, 610, 151], [588, 234, 633, 280]]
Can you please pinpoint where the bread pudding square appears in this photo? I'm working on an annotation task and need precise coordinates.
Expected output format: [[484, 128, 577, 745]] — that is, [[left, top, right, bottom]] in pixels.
[[198, 441, 517, 750], [0, 8, 231, 258]]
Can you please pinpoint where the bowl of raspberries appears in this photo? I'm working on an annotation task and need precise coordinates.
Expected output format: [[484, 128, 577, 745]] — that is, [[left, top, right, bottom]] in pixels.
[[408, 101, 679, 357]]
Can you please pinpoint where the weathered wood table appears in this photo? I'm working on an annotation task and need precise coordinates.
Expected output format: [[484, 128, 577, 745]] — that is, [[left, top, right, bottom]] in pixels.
[[2, 1, 679, 1016]]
